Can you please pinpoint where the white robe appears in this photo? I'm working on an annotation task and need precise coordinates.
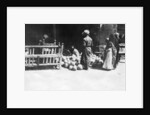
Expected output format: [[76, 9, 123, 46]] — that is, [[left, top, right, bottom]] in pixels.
[[102, 48, 114, 70]]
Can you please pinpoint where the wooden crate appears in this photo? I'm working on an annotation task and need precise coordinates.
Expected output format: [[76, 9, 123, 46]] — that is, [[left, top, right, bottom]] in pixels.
[[25, 43, 64, 69]]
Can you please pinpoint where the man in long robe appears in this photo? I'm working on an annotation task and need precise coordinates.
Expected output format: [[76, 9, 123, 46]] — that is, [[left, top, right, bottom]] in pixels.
[[81, 30, 93, 70], [109, 30, 120, 69]]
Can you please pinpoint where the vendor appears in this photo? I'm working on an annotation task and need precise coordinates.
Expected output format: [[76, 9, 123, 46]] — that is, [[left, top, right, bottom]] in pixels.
[[70, 45, 80, 63], [39, 34, 49, 45]]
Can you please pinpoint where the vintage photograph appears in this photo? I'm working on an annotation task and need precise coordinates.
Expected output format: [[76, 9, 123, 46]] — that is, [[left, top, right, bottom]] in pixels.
[[25, 24, 125, 91]]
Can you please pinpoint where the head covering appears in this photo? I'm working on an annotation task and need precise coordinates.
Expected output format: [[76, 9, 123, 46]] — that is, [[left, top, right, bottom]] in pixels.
[[43, 34, 49, 39], [106, 37, 109, 40], [82, 29, 90, 35], [71, 45, 75, 49]]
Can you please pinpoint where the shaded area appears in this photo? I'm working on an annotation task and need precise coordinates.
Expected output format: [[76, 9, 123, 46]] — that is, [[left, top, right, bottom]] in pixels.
[[25, 24, 125, 53]]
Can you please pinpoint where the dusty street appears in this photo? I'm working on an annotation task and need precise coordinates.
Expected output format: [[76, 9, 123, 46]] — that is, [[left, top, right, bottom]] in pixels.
[[25, 61, 125, 91]]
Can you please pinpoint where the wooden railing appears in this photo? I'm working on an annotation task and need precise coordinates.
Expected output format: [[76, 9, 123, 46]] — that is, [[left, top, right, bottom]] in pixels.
[[25, 43, 64, 69], [94, 43, 125, 60], [119, 43, 125, 54], [118, 43, 125, 61]]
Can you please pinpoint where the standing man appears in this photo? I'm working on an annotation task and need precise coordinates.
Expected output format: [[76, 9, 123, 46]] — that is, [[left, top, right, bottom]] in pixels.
[[109, 30, 120, 69], [114, 30, 120, 69], [81, 29, 93, 70]]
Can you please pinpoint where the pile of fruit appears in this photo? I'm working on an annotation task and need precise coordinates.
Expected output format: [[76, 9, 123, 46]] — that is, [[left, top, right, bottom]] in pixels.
[[61, 55, 83, 71], [61, 54, 104, 70]]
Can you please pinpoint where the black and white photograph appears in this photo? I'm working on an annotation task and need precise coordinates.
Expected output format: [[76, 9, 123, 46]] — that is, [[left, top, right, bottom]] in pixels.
[[25, 24, 125, 91], [7, 7, 143, 108]]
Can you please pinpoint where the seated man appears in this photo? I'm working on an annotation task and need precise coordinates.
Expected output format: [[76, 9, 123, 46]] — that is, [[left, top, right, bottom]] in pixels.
[[70, 45, 80, 63], [39, 34, 49, 45]]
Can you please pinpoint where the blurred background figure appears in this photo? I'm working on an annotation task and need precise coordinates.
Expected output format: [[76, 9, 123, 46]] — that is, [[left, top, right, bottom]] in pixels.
[[39, 34, 49, 45], [42, 34, 49, 44], [38, 39, 43, 45]]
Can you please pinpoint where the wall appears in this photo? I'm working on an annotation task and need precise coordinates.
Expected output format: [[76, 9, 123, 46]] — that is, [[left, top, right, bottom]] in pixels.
[[25, 24, 54, 45], [25, 24, 125, 52]]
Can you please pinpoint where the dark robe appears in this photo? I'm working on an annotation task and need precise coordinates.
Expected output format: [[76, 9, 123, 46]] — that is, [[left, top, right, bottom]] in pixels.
[[81, 36, 93, 70], [109, 33, 120, 68]]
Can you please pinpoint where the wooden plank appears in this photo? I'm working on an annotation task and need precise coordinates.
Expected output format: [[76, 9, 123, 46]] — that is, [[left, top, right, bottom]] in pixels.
[[48, 48, 50, 54], [32, 57, 34, 66], [40, 63, 60, 66], [25, 58, 27, 64], [49, 57, 52, 63], [25, 54, 60, 58], [29, 49, 32, 54], [26, 63, 60, 66], [53, 57, 55, 63], [51, 48, 54, 54], [29, 57, 30, 65], [42, 48, 45, 64], [59, 43, 64, 69], [42, 48, 44, 54], [25, 63, 37, 67], [37, 56, 39, 67], [54, 47, 56, 54], [26, 45, 58, 48], [31, 57, 34, 65], [46, 49, 50, 63], [43, 57, 45, 64], [46, 55, 49, 64], [27, 58, 28, 65], [33, 48, 34, 54]]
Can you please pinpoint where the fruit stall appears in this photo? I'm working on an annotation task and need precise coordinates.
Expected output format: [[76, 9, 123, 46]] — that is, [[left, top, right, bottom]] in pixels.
[[25, 42, 64, 70], [61, 53, 104, 71]]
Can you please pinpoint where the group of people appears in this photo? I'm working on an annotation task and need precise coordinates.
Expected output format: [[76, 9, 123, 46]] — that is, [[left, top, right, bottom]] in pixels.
[[70, 29, 121, 71], [102, 30, 121, 70], [38, 29, 121, 71], [70, 29, 93, 70]]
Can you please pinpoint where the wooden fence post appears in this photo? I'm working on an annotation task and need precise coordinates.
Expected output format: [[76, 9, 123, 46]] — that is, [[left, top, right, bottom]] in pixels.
[[59, 43, 64, 69], [54, 39, 56, 45], [37, 56, 40, 67]]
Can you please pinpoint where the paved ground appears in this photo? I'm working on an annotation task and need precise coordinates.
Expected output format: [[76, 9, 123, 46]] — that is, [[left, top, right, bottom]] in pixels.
[[24, 61, 125, 91]]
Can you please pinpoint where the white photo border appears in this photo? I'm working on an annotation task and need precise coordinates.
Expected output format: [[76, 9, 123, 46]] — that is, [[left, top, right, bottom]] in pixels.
[[7, 7, 143, 108]]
